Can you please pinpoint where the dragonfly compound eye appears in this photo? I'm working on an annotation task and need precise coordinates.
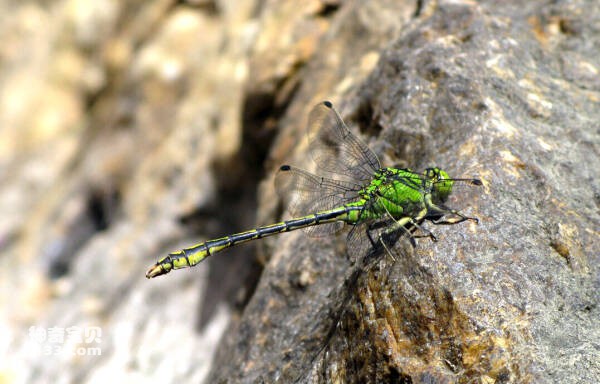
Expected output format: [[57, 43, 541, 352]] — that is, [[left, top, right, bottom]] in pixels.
[[432, 169, 453, 203]]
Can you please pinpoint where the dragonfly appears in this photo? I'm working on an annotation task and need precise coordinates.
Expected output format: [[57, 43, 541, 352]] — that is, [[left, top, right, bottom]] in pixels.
[[146, 101, 482, 279]]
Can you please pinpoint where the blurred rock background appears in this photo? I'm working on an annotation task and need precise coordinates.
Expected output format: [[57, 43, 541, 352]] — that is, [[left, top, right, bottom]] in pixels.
[[0, 0, 598, 383]]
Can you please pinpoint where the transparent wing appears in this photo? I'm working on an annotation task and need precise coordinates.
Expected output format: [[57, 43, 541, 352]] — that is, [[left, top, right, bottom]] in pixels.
[[429, 178, 482, 221], [274, 165, 363, 236], [346, 221, 375, 265], [346, 215, 408, 265], [308, 101, 381, 184]]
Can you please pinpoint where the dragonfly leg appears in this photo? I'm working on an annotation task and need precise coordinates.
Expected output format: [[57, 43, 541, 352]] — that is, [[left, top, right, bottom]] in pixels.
[[407, 219, 437, 242], [361, 220, 403, 260], [431, 210, 478, 225], [379, 205, 421, 246], [380, 234, 397, 261], [381, 204, 437, 244], [425, 196, 479, 225], [375, 216, 413, 260]]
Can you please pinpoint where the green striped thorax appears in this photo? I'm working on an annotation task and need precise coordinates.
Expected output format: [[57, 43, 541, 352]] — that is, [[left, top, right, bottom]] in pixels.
[[352, 166, 447, 224]]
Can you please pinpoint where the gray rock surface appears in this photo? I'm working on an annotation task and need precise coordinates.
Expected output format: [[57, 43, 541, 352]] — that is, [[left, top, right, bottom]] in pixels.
[[1, 0, 598, 383]]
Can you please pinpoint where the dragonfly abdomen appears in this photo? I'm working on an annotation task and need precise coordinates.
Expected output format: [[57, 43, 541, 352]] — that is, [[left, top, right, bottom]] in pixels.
[[146, 204, 364, 278]]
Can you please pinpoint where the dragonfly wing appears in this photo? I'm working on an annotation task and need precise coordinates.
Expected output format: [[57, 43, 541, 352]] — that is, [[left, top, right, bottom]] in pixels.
[[346, 221, 372, 264], [428, 179, 482, 221], [346, 216, 403, 265], [302, 220, 345, 237], [275, 165, 360, 237], [308, 101, 381, 184]]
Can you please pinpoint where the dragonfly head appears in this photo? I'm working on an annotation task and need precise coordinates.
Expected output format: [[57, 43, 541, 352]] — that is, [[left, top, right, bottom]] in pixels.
[[424, 167, 453, 203]]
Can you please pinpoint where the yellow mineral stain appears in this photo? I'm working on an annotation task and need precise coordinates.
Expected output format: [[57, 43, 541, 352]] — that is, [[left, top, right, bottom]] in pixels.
[[491, 334, 509, 349], [462, 335, 488, 366], [499, 150, 525, 178], [19, 272, 52, 321], [360, 51, 380, 72], [486, 54, 516, 79], [459, 140, 476, 157], [477, 170, 493, 194]]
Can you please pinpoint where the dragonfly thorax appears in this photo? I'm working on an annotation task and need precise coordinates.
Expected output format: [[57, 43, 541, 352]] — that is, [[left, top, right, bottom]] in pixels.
[[354, 167, 429, 221]]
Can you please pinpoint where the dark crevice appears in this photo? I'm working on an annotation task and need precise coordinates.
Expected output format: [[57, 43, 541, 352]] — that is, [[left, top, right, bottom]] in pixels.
[[48, 256, 71, 279], [191, 82, 297, 331], [413, 0, 425, 18], [180, 0, 219, 15], [47, 187, 121, 279], [353, 100, 383, 138], [558, 17, 581, 36], [249, 0, 268, 18], [87, 188, 120, 231], [315, 2, 341, 18], [387, 366, 412, 384]]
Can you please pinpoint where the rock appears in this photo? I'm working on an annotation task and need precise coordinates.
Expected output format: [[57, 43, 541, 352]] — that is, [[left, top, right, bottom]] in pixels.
[[1, 0, 598, 383], [211, 1, 600, 383]]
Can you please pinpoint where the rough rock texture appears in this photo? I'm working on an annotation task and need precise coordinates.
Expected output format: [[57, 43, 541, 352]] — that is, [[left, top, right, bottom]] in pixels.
[[1, 0, 598, 383]]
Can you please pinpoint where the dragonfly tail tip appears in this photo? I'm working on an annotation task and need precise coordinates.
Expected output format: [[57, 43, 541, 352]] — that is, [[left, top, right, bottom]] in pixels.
[[146, 264, 166, 278]]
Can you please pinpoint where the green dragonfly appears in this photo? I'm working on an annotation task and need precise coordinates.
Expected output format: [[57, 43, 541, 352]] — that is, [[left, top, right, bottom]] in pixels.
[[146, 101, 482, 278]]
